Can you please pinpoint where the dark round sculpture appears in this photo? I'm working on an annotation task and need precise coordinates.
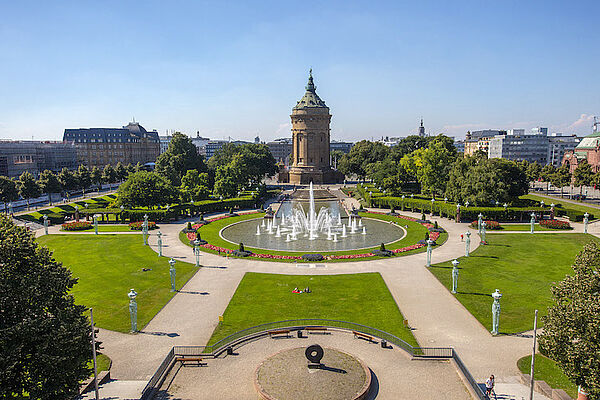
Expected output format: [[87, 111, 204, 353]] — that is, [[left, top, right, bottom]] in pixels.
[[305, 344, 324, 364]]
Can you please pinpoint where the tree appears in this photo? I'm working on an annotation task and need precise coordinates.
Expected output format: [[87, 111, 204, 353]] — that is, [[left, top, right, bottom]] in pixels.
[[117, 171, 176, 209], [17, 172, 41, 209], [179, 169, 211, 202], [539, 241, 600, 398], [574, 160, 594, 196], [115, 162, 127, 182], [37, 170, 61, 205], [526, 161, 542, 187], [415, 135, 457, 197], [390, 135, 432, 160], [0, 176, 18, 213], [133, 162, 143, 173], [102, 164, 118, 184], [214, 163, 239, 198], [90, 166, 102, 191], [76, 165, 92, 193], [125, 163, 135, 175], [541, 164, 557, 194], [338, 140, 390, 181], [551, 164, 571, 198], [58, 168, 79, 196], [367, 158, 412, 195], [156, 133, 207, 185], [208, 143, 277, 186], [0, 215, 93, 399]]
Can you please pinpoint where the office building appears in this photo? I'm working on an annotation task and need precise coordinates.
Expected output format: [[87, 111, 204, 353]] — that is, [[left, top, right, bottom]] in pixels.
[[487, 128, 549, 164], [267, 138, 292, 165], [0, 141, 77, 178], [63, 121, 160, 168], [330, 140, 353, 154]]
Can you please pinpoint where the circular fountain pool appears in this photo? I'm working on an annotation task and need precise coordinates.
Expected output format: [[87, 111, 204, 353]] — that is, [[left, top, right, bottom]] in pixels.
[[220, 217, 406, 252]]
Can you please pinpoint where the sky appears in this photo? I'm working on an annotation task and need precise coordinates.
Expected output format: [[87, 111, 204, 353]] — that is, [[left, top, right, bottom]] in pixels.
[[1, 0, 600, 142]]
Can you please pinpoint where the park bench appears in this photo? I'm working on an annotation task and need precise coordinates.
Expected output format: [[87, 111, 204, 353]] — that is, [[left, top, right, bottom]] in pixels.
[[268, 329, 291, 338], [175, 357, 205, 366], [305, 327, 328, 334], [352, 331, 375, 343]]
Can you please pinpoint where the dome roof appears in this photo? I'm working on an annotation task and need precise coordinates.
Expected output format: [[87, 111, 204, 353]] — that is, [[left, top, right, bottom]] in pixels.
[[293, 69, 328, 110]]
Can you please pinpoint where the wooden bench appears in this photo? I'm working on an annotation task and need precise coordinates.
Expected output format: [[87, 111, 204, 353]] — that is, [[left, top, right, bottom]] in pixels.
[[268, 329, 291, 338], [305, 327, 328, 334], [352, 331, 375, 342], [175, 357, 205, 366]]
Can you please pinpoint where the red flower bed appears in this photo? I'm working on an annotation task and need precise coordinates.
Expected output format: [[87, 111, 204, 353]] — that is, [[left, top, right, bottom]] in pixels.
[[129, 221, 157, 231], [61, 221, 92, 231], [540, 219, 571, 230], [469, 220, 502, 230]]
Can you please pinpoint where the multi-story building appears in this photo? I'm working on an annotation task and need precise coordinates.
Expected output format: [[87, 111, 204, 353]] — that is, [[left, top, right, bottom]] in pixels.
[[547, 134, 580, 167], [563, 120, 600, 173], [464, 130, 504, 156], [488, 128, 549, 164], [266, 138, 292, 165], [454, 140, 465, 154], [202, 139, 251, 160], [63, 121, 160, 168], [159, 135, 171, 154], [330, 140, 353, 154], [0, 141, 77, 178], [191, 132, 210, 155]]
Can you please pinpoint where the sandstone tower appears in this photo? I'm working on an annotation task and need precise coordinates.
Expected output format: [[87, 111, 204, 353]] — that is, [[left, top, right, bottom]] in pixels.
[[288, 70, 342, 184]]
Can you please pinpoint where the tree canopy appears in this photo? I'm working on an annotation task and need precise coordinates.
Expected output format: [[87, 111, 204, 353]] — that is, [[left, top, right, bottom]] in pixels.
[[539, 241, 600, 398], [17, 172, 41, 205], [208, 143, 277, 186], [156, 132, 207, 185], [117, 171, 176, 208], [179, 169, 211, 202], [338, 140, 390, 180], [0, 176, 18, 211], [0, 215, 93, 399]]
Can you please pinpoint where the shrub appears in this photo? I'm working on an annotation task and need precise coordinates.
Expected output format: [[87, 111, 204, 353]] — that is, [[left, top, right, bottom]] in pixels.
[[469, 220, 502, 230], [61, 221, 92, 231], [380, 242, 386, 251], [539, 219, 571, 230], [302, 254, 324, 261], [128, 221, 158, 230], [425, 231, 429, 240]]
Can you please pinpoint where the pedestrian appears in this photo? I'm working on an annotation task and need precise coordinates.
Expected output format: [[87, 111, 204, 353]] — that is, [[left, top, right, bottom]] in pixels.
[[485, 375, 495, 399], [461, 234, 464, 242]]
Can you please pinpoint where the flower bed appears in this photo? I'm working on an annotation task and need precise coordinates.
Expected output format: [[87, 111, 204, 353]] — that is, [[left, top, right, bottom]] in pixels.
[[61, 221, 93, 231], [469, 220, 502, 230], [129, 221, 157, 231], [539, 219, 571, 230]]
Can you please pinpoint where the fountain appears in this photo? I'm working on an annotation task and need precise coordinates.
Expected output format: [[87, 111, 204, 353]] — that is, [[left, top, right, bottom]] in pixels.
[[275, 226, 281, 238], [362, 227, 366, 235], [256, 226, 261, 236]]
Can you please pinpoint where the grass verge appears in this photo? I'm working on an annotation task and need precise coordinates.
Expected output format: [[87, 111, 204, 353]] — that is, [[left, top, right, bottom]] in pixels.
[[429, 233, 599, 333], [517, 354, 577, 398], [207, 272, 418, 348], [37, 234, 198, 332]]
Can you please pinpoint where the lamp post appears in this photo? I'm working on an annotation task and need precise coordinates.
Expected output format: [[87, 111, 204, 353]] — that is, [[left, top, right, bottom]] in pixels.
[[128, 289, 138, 333], [540, 200, 545, 208], [157, 231, 163, 257], [444, 197, 448, 203], [465, 200, 470, 208], [401, 195, 405, 211], [143, 214, 148, 245], [530, 212, 536, 234], [478, 213, 483, 234], [194, 239, 201, 267], [93, 215, 98, 235], [43, 215, 48, 235], [491, 289, 502, 335], [8, 202, 13, 215], [456, 203, 461, 223], [120, 205, 125, 223], [426, 239, 433, 267], [168, 258, 176, 292], [465, 231, 471, 257], [584, 212, 589, 234], [503, 203, 508, 211], [451, 259, 459, 294], [75, 205, 80, 221], [430, 198, 435, 214], [550, 203, 555, 220], [481, 221, 487, 245], [495, 200, 500, 207]]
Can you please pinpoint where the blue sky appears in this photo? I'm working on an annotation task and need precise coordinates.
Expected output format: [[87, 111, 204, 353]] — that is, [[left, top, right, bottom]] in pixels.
[[1, 0, 599, 142]]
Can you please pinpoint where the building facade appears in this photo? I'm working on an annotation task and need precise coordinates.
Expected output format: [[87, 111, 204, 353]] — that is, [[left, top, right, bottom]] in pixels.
[[487, 128, 549, 164], [267, 138, 292, 165], [562, 128, 600, 173], [63, 121, 160, 168], [287, 70, 343, 184], [547, 134, 580, 167], [330, 140, 353, 154], [0, 141, 77, 178]]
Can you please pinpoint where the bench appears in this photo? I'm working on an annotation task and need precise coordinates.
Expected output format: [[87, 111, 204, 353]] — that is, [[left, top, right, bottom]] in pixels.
[[175, 357, 205, 366], [268, 329, 291, 338], [352, 331, 375, 343], [305, 327, 328, 334]]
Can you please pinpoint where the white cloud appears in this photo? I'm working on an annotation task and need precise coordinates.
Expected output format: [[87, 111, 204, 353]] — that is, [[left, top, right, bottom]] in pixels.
[[567, 114, 595, 132], [275, 122, 290, 136]]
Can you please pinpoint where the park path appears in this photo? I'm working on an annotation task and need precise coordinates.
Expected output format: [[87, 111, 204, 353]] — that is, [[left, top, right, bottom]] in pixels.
[[68, 204, 577, 400]]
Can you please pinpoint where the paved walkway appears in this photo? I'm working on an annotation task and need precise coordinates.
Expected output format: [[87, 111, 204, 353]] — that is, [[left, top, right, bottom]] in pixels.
[[62, 202, 581, 399]]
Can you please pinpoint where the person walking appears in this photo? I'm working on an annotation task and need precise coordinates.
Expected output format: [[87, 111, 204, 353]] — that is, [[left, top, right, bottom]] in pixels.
[[485, 375, 495, 399]]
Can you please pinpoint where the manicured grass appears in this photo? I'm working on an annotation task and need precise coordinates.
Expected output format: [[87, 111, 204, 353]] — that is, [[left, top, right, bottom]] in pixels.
[[58, 225, 147, 232], [430, 233, 599, 333], [517, 354, 577, 398], [37, 234, 198, 332], [181, 211, 446, 262], [522, 193, 599, 220], [477, 223, 570, 231], [208, 272, 418, 347], [87, 353, 111, 376]]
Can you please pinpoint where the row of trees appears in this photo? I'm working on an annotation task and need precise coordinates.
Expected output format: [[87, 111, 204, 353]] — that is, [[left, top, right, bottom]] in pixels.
[[520, 159, 598, 197], [118, 133, 278, 208], [0, 162, 145, 212]]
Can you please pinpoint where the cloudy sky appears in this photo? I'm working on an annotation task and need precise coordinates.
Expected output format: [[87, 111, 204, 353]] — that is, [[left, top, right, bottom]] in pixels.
[[1, 1, 599, 142]]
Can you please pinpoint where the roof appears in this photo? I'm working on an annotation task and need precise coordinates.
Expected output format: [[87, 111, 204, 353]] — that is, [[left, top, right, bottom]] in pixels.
[[575, 131, 600, 150], [63, 122, 159, 143], [293, 69, 328, 110]]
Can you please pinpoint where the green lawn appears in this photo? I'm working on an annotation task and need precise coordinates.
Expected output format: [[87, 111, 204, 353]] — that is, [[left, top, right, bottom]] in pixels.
[[517, 354, 577, 398], [208, 272, 418, 348], [37, 234, 198, 332], [87, 353, 111, 376], [522, 193, 598, 220], [181, 211, 446, 262], [58, 225, 146, 232], [430, 233, 599, 333]]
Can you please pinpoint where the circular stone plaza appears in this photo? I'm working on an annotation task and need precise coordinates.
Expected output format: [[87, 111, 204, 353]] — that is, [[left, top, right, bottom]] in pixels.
[[54, 183, 585, 400]]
